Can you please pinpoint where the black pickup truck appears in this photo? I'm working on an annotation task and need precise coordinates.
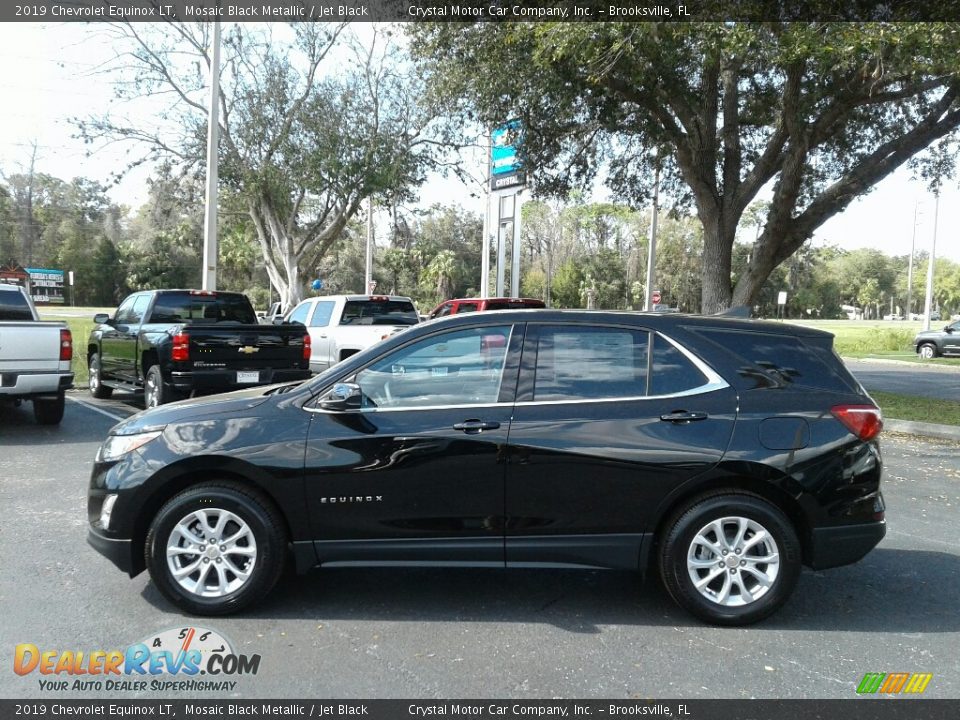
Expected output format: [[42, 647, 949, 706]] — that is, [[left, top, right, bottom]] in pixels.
[[87, 290, 312, 407]]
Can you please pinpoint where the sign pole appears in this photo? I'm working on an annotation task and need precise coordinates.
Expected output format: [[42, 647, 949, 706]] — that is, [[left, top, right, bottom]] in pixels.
[[480, 132, 492, 299], [201, 20, 221, 291]]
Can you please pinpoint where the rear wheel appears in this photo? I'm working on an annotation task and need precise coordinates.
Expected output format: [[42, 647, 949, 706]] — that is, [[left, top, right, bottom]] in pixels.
[[145, 482, 287, 615], [88, 352, 113, 399], [33, 393, 65, 425], [144, 365, 181, 408], [659, 493, 801, 626], [918, 343, 938, 360]]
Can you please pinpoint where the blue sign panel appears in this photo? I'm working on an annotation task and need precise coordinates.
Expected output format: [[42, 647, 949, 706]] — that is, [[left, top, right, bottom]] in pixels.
[[491, 120, 523, 176]]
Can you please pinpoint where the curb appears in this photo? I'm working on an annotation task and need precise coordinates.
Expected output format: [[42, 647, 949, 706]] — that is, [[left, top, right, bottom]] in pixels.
[[883, 419, 960, 442], [842, 356, 960, 373]]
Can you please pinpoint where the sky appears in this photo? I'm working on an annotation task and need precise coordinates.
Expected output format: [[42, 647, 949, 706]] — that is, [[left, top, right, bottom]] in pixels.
[[0, 21, 958, 264]]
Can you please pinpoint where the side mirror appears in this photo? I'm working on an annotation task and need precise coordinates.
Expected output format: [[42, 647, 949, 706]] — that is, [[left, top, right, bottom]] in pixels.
[[94, 313, 111, 324], [945, 325, 953, 333], [318, 382, 363, 412]]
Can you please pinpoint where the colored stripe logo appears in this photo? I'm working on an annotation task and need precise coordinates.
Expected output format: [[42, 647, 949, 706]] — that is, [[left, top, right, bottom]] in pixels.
[[857, 672, 932, 694]]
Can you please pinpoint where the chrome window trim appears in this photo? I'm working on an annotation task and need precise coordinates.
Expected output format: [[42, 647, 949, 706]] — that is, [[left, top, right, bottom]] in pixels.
[[301, 326, 731, 414]]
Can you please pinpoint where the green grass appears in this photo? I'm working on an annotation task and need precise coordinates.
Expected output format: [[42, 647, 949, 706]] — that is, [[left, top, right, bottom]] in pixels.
[[872, 391, 960, 427], [39, 311, 101, 386], [787, 319, 960, 365]]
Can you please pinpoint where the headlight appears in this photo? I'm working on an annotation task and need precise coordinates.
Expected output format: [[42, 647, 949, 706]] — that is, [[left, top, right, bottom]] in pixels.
[[97, 430, 163, 462]]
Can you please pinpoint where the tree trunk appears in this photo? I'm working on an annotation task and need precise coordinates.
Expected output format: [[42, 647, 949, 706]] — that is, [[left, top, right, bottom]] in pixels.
[[699, 213, 734, 314]]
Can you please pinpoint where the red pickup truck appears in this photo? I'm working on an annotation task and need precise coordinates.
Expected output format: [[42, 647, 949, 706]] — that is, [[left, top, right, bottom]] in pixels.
[[427, 297, 545, 320]]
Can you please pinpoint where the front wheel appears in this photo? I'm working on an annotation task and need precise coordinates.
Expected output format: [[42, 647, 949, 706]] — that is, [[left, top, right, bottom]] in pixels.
[[88, 352, 113, 399], [145, 483, 287, 615], [918, 343, 938, 360], [658, 493, 801, 626]]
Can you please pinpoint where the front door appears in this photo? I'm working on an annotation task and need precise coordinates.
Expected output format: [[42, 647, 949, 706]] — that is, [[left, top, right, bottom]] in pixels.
[[303, 323, 522, 566], [504, 323, 738, 569]]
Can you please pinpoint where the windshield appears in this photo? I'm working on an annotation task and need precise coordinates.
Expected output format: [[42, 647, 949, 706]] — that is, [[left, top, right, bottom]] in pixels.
[[150, 292, 257, 324], [339, 300, 419, 327]]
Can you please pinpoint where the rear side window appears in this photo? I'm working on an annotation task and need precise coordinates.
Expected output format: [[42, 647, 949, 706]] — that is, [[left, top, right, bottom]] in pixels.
[[650, 334, 709, 396], [533, 326, 648, 401], [692, 327, 855, 393], [340, 300, 419, 326], [309, 301, 335, 327], [150, 293, 256, 324], [0, 288, 33, 320]]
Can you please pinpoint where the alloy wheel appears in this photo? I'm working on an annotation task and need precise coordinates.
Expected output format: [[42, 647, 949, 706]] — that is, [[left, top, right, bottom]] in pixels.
[[166, 508, 258, 599]]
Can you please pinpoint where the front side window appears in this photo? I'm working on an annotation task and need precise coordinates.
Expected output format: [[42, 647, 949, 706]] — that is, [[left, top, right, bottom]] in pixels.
[[114, 296, 139, 325], [533, 326, 649, 401], [354, 325, 512, 409], [286, 302, 312, 325]]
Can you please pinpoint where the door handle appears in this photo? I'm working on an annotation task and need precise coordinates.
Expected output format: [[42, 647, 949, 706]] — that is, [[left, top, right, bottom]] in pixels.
[[453, 420, 501, 433], [660, 411, 708, 423]]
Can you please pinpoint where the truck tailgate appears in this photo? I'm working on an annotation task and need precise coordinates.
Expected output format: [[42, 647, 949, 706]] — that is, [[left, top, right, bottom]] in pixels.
[[0, 322, 66, 373], [185, 325, 307, 370]]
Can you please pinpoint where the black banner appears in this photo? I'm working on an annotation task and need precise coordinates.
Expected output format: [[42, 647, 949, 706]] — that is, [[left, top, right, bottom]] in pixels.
[[2, 700, 960, 720], [6, 1, 960, 23]]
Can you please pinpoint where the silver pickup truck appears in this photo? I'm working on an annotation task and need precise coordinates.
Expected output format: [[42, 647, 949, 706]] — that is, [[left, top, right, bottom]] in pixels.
[[0, 283, 74, 424]]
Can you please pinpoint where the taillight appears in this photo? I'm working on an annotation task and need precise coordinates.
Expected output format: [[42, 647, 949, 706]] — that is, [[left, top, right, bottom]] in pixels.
[[303, 333, 311, 361], [171, 332, 190, 362], [59, 328, 72, 362], [831, 404, 883, 441]]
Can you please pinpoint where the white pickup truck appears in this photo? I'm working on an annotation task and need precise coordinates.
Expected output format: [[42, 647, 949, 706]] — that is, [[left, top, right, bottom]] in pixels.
[[283, 294, 420, 373], [0, 283, 74, 424]]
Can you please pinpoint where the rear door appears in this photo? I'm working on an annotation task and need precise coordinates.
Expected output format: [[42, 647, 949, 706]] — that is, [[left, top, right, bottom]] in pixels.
[[504, 322, 738, 569]]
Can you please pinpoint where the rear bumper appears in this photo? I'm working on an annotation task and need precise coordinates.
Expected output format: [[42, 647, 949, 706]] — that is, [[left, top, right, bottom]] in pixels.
[[809, 520, 886, 570], [0, 371, 73, 398], [170, 367, 311, 392]]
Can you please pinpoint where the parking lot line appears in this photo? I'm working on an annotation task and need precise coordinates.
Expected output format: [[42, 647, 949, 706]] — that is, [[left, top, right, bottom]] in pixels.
[[66, 396, 128, 423]]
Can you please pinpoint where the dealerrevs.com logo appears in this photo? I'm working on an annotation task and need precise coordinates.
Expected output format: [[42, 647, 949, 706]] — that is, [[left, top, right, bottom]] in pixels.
[[13, 627, 260, 692]]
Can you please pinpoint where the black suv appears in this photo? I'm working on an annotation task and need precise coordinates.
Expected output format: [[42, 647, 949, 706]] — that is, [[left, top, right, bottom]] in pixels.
[[87, 311, 884, 625]]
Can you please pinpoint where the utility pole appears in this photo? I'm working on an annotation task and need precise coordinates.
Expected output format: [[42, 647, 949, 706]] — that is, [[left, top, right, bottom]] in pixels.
[[906, 201, 918, 320], [201, 20, 221, 291], [480, 131, 492, 298], [643, 153, 660, 311], [922, 192, 938, 332], [365, 197, 374, 294]]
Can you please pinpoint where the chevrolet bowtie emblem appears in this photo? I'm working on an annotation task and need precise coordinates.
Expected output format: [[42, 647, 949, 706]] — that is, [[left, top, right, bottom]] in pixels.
[[238, 346, 260, 354]]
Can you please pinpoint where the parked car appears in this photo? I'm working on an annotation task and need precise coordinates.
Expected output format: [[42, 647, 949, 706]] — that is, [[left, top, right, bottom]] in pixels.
[[87, 290, 312, 407], [88, 310, 885, 625], [0, 283, 73, 424], [428, 297, 546, 319], [914, 319, 960, 359], [256, 301, 286, 325], [285, 294, 419, 373]]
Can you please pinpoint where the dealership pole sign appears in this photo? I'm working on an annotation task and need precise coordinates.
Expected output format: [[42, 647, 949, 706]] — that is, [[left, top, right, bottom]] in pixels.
[[490, 120, 526, 191], [488, 120, 527, 298]]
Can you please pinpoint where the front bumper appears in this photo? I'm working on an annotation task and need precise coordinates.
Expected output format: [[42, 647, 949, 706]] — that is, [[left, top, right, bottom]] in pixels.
[[809, 520, 886, 570], [87, 527, 138, 576]]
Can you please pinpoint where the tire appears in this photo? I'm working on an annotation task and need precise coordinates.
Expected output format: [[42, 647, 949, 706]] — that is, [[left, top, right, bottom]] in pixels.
[[88, 352, 113, 399], [658, 492, 801, 626], [33, 393, 65, 425], [918, 343, 938, 360], [144, 365, 180, 408], [144, 482, 287, 616]]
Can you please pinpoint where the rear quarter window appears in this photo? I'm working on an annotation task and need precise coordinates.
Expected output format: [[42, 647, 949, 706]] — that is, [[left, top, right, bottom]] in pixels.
[[0, 288, 34, 321], [690, 327, 857, 393]]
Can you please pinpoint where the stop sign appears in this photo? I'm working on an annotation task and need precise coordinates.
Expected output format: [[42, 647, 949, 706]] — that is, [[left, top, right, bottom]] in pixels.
[[651, 290, 662, 305]]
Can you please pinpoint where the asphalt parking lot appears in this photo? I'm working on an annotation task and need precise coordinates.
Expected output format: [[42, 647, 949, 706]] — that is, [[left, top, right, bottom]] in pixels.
[[1, 394, 958, 699]]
